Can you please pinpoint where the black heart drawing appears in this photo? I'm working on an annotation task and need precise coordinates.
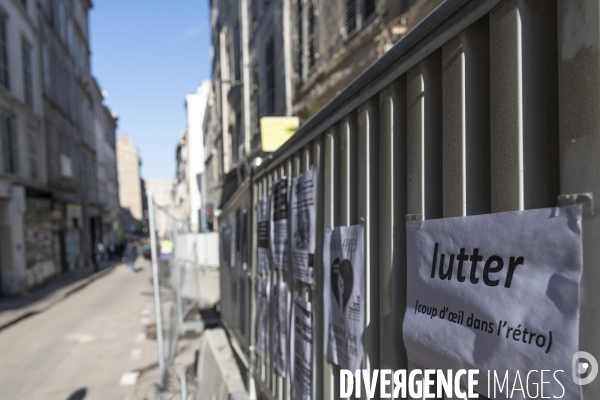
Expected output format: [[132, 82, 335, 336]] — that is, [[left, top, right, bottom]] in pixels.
[[331, 257, 354, 313]]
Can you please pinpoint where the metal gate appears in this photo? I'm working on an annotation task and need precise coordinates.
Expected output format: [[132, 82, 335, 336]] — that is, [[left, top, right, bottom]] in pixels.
[[218, 0, 600, 398]]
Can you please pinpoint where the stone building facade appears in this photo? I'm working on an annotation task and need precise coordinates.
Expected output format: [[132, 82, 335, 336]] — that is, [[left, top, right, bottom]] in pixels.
[[0, 0, 119, 295], [204, 0, 443, 215]]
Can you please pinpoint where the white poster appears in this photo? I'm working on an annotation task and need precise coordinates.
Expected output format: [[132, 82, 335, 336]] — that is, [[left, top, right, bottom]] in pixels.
[[404, 205, 583, 400], [291, 297, 314, 400], [291, 169, 317, 283], [257, 198, 270, 275], [255, 277, 269, 358], [271, 280, 289, 377], [323, 225, 365, 371], [230, 213, 237, 268], [270, 178, 289, 270]]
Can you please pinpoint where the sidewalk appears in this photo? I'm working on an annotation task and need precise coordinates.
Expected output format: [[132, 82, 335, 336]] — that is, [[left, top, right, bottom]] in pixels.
[[0, 260, 119, 331]]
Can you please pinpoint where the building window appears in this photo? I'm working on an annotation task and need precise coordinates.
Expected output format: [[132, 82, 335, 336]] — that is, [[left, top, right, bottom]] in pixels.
[[22, 40, 34, 108], [0, 18, 9, 90], [1, 113, 18, 174], [28, 130, 39, 179], [265, 39, 275, 115], [364, 0, 376, 19], [346, 0, 377, 38]]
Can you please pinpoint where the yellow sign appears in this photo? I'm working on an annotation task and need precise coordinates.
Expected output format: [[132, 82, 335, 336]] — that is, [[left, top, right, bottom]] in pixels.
[[260, 117, 299, 152]]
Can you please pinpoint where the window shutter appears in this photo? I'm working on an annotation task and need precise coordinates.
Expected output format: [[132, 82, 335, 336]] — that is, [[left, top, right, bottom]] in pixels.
[[0, 19, 9, 89], [364, 0, 376, 19], [307, 0, 318, 72], [346, 0, 357, 35], [294, 0, 304, 84]]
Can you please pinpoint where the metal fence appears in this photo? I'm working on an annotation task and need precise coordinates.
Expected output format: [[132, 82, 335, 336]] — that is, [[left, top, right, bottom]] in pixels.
[[148, 197, 217, 399], [218, 0, 600, 399]]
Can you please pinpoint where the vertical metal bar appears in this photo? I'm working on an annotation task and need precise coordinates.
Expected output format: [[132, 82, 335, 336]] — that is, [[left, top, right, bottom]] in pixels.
[[490, 1, 523, 212], [442, 19, 491, 218], [490, 0, 559, 213], [322, 129, 337, 400], [340, 114, 358, 226], [280, 162, 288, 400], [358, 98, 380, 388], [285, 158, 294, 400], [267, 170, 277, 394], [149, 195, 166, 388], [441, 19, 492, 400], [407, 51, 443, 399], [558, 1, 600, 398], [249, 181, 258, 400], [379, 78, 408, 377], [337, 113, 357, 399], [407, 53, 443, 221], [313, 134, 325, 400], [174, 234, 184, 329]]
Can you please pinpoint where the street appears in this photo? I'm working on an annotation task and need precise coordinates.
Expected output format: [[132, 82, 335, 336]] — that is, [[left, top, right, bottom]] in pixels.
[[0, 259, 161, 400]]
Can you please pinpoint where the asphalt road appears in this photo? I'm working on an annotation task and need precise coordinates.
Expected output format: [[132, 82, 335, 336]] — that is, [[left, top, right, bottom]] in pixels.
[[0, 259, 162, 400]]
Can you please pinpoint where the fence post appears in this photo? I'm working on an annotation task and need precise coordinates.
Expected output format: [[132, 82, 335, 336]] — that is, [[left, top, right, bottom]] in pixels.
[[149, 195, 166, 388]]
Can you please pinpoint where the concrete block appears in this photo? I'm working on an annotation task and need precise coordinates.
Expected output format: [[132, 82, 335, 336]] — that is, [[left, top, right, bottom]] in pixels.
[[196, 328, 248, 400]]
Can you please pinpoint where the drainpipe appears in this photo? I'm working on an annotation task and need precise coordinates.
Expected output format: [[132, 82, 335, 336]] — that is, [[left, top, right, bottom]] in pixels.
[[283, 0, 293, 116], [241, 0, 252, 161]]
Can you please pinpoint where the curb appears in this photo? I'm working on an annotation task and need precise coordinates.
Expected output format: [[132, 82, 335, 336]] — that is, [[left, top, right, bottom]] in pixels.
[[0, 262, 121, 332]]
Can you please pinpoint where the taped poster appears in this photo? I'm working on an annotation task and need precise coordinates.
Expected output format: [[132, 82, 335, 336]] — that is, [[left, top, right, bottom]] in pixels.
[[230, 212, 237, 267], [270, 177, 289, 270], [255, 277, 269, 358], [291, 297, 314, 400], [239, 274, 246, 337], [257, 198, 270, 275], [241, 209, 248, 269], [271, 280, 289, 377], [291, 168, 316, 283], [323, 225, 365, 371], [404, 205, 584, 399]]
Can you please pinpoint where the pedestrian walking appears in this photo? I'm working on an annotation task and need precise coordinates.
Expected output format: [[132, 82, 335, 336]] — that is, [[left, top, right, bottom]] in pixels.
[[93, 240, 105, 272], [122, 239, 138, 275]]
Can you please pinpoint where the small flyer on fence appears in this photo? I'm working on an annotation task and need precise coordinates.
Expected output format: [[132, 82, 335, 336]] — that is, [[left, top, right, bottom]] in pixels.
[[271, 280, 289, 377], [230, 213, 237, 267], [255, 277, 269, 358], [270, 177, 289, 270], [256, 197, 270, 275], [291, 297, 314, 400], [291, 168, 316, 284], [323, 225, 365, 372]]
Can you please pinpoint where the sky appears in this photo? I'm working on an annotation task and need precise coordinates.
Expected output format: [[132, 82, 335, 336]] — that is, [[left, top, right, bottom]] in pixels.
[[90, 1, 211, 180]]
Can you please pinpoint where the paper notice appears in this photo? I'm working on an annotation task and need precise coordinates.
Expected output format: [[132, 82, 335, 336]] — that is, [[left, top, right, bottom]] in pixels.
[[230, 213, 236, 268], [270, 178, 289, 270], [403, 205, 584, 400], [291, 169, 317, 283], [255, 277, 269, 358], [271, 280, 289, 377], [324, 225, 365, 371], [291, 297, 314, 400], [257, 198, 270, 275]]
